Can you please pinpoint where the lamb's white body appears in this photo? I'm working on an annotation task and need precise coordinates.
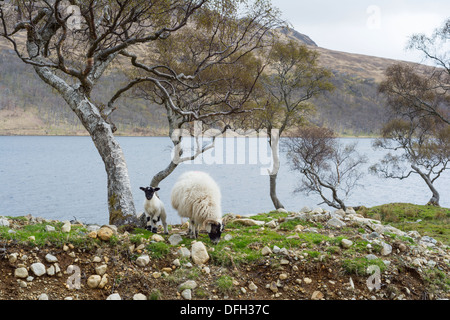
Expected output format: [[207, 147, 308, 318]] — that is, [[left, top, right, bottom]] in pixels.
[[171, 171, 223, 242], [143, 194, 168, 234]]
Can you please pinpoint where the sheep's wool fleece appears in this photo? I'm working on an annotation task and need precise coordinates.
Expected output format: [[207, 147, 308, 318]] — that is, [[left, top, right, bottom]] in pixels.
[[171, 171, 222, 222]]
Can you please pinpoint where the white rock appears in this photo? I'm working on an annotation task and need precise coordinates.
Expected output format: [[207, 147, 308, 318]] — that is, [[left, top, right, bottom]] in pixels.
[[87, 275, 102, 288], [61, 221, 71, 233], [300, 206, 311, 213], [95, 264, 107, 276], [98, 274, 108, 289], [381, 243, 392, 256], [266, 220, 277, 228], [341, 239, 353, 249], [248, 282, 258, 292], [47, 265, 55, 276], [224, 234, 233, 241], [151, 234, 165, 242], [173, 259, 181, 267], [45, 253, 58, 263], [168, 234, 183, 245], [178, 247, 191, 258], [9, 253, 18, 263], [0, 218, 10, 227], [38, 293, 49, 300], [235, 218, 265, 226], [261, 246, 272, 256], [191, 241, 209, 265], [181, 289, 192, 300], [303, 277, 312, 284], [30, 263, 46, 277], [327, 217, 346, 228], [178, 280, 197, 291], [133, 293, 147, 300], [136, 255, 150, 267], [14, 267, 28, 279], [45, 225, 56, 232], [106, 293, 121, 300]]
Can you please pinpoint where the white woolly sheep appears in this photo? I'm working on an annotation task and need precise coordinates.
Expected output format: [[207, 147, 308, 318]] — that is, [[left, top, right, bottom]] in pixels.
[[140, 186, 168, 234], [171, 171, 224, 244]]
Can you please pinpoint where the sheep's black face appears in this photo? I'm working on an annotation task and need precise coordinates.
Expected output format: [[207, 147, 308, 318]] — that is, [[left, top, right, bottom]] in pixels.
[[208, 223, 224, 245], [140, 186, 160, 200]]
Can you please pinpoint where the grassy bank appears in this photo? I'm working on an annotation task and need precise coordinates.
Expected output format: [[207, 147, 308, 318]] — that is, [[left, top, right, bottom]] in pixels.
[[357, 203, 450, 246], [0, 203, 449, 300]]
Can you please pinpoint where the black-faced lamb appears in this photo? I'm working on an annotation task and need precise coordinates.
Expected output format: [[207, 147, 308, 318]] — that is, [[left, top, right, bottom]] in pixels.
[[140, 186, 168, 234], [170, 171, 224, 244]]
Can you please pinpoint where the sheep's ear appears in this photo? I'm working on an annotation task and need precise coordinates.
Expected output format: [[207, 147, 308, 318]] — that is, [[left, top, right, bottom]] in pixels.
[[139, 187, 145, 191], [154, 187, 160, 192]]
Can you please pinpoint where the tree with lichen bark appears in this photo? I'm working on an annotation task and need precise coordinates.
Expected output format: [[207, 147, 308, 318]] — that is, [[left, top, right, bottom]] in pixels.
[[245, 40, 334, 210], [0, 0, 279, 226]]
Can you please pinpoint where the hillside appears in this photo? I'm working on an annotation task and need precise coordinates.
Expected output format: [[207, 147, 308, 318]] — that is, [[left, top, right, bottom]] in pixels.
[[0, 204, 449, 301], [0, 28, 424, 136]]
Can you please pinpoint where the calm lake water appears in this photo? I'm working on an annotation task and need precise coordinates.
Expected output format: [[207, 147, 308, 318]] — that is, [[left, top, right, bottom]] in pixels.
[[0, 136, 449, 225]]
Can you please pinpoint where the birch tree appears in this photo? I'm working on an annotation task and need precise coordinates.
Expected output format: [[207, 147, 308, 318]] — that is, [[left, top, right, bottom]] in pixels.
[[252, 40, 334, 210], [0, 0, 278, 225], [109, 1, 279, 187]]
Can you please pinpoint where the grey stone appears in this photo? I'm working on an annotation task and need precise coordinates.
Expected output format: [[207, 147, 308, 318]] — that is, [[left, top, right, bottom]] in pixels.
[[178, 280, 197, 291], [327, 217, 346, 228], [341, 239, 353, 249], [14, 267, 28, 279], [368, 232, 380, 239], [45, 253, 58, 263], [45, 225, 56, 232], [191, 241, 209, 265], [168, 234, 183, 245], [365, 254, 378, 260], [178, 247, 191, 258], [381, 243, 392, 256], [30, 263, 46, 277], [61, 221, 71, 233], [106, 293, 121, 300], [136, 255, 150, 267], [38, 293, 49, 300], [133, 293, 147, 300], [181, 289, 192, 300], [0, 218, 10, 227], [261, 246, 272, 256], [95, 264, 107, 276], [87, 275, 102, 288]]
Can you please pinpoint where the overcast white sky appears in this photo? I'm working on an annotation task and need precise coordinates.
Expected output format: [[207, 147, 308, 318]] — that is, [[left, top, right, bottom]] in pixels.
[[270, 0, 450, 63]]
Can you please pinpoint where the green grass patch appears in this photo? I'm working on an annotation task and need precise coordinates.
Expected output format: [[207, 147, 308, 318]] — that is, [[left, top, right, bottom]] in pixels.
[[359, 203, 450, 245], [342, 257, 386, 276], [216, 275, 235, 294], [0, 221, 99, 248]]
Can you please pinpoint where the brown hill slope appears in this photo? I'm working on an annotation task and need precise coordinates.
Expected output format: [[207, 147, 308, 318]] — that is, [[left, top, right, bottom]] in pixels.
[[0, 28, 427, 136]]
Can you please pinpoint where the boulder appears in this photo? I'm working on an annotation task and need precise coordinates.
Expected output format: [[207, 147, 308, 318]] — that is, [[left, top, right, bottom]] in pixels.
[[87, 275, 102, 288], [136, 255, 150, 267], [234, 218, 265, 226], [14, 267, 28, 279], [30, 263, 46, 277], [97, 227, 114, 241], [168, 234, 183, 245], [327, 217, 346, 228], [191, 241, 209, 265], [341, 239, 353, 249]]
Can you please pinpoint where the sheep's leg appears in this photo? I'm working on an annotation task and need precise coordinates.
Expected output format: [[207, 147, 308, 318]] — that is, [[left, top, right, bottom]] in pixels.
[[189, 220, 197, 239], [145, 215, 152, 231], [161, 217, 169, 235]]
